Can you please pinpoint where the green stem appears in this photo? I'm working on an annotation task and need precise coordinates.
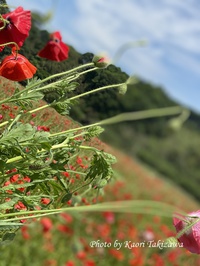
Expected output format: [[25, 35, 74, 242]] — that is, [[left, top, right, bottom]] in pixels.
[[50, 123, 100, 138], [28, 104, 48, 114], [79, 145, 99, 153], [66, 67, 99, 82], [0, 41, 19, 49], [66, 170, 86, 176], [5, 106, 185, 165], [0, 120, 9, 128], [34, 67, 99, 92], [0, 15, 9, 30], [95, 106, 184, 125], [50, 106, 184, 138], [69, 83, 124, 101], [27, 82, 125, 115], [0, 63, 95, 105], [26, 62, 95, 91], [1, 200, 182, 222]]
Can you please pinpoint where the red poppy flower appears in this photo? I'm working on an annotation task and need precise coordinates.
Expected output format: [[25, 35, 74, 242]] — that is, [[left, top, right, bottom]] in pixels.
[[173, 210, 200, 254], [0, 7, 31, 50], [0, 49, 37, 81], [38, 31, 69, 61], [40, 217, 53, 233]]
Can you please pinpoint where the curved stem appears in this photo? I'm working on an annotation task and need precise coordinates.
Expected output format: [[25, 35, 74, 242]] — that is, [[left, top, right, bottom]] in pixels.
[[50, 106, 184, 137], [0, 63, 95, 105], [0, 41, 19, 50], [1, 200, 182, 222], [26, 62, 95, 91], [69, 83, 124, 101], [5, 106, 185, 165], [0, 15, 9, 30], [27, 82, 125, 114]]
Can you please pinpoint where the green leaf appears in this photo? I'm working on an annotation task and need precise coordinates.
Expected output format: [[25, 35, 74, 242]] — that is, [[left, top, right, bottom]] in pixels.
[[0, 222, 22, 245], [0, 179, 52, 192], [0, 198, 19, 210], [85, 151, 115, 181], [85, 126, 104, 141], [51, 100, 71, 115], [61, 192, 72, 203], [0, 123, 35, 144], [12, 88, 44, 108]]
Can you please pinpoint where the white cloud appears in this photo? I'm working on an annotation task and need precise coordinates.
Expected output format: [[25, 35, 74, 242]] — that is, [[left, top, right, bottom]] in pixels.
[[68, 0, 200, 77]]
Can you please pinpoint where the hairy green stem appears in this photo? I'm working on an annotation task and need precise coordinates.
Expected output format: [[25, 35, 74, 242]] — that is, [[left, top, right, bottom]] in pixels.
[[25, 62, 95, 91], [27, 82, 125, 114], [0, 62, 95, 105], [1, 200, 183, 222], [5, 106, 185, 165], [69, 83, 124, 101], [50, 106, 184, 138]]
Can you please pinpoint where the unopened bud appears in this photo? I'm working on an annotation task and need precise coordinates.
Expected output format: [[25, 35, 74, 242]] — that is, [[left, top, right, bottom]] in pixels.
[[118, 83, 127, 95], [168, 118, 182, 131], [92, 55, 110, 68]]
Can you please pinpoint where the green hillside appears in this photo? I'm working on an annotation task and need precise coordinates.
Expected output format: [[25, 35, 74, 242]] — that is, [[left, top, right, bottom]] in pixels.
[[2, 17, 200, 201]]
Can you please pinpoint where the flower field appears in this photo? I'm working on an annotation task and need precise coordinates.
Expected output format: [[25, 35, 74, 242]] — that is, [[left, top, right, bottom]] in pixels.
[[0, 77, 199, 266]]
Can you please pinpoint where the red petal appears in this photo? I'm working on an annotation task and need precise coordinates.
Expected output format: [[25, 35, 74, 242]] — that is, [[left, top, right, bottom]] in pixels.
[[50, 31, 62, 41], [0, 54, 37, 81], [6, 7, 31, 35], [0, 7, 31, 48], [38, 41, 69, 61]]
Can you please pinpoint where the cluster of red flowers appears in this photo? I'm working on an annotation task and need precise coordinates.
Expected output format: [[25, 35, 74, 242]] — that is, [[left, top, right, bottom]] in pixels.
[[0, 6, 69, 81]]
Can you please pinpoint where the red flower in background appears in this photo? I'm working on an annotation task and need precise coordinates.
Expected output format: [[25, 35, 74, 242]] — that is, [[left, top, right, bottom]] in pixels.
[[0, 48, 37, 81], [40, 217, 53, 233], [38, 31, 69, 61], [173, 210, 200, 254], [0, 7, 31, 50]]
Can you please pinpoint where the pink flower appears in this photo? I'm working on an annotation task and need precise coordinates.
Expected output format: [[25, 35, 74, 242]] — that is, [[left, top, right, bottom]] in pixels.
[[173, 210, 200, 254]]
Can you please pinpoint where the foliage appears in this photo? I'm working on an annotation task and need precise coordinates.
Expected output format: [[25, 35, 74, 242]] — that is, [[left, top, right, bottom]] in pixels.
[[0, 141, 199, 265]]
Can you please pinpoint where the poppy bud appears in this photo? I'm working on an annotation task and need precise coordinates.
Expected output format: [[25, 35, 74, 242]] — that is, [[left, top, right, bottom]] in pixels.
[[92, 55, 110, 68], [38, 31, 69, 62], [173, 210, 200, 254]]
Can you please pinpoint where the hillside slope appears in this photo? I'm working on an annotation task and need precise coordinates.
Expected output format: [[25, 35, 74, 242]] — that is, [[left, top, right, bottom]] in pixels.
[[1, 17, 200, 201], [0, 77, 199, 266]]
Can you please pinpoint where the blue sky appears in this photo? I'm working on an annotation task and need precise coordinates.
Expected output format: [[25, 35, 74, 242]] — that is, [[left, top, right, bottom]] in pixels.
[[6, 0, 200, 113]]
